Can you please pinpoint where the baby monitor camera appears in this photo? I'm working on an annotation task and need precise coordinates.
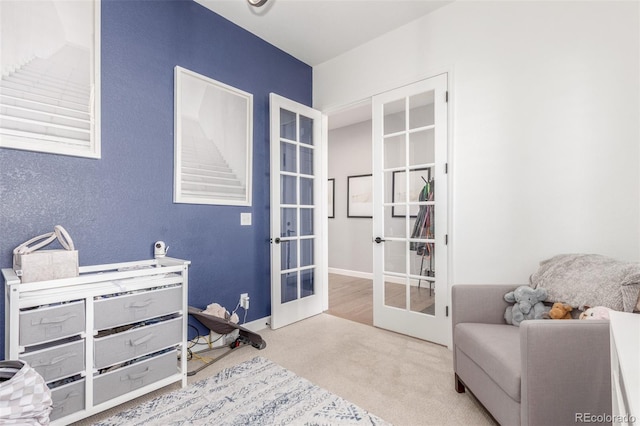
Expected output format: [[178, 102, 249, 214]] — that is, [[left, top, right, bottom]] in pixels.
[[154, 241, 167, 258]]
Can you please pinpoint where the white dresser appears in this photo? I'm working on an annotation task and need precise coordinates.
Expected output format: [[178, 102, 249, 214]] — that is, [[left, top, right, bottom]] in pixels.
[[3, 257, 190, 425], [609, 311, 639, 426]]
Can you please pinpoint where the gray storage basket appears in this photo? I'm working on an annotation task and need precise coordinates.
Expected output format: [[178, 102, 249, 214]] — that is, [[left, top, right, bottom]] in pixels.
[[0, 360, 52, 425]]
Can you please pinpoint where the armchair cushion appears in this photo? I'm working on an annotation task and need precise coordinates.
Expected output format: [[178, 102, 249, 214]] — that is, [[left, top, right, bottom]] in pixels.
[[455, 323, 521, 401]]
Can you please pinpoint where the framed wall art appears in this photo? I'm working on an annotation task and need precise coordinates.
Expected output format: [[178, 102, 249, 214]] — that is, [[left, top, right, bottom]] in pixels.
[[328, 178, 335, 218], [0, 0, 101, 158], [392, 167, 431, 217], [174, 66, 253, 206], [347, 174, 373, 218]]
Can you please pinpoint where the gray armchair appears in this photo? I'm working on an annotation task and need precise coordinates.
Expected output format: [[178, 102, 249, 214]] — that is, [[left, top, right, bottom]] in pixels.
[[452, 284, 612, 426]]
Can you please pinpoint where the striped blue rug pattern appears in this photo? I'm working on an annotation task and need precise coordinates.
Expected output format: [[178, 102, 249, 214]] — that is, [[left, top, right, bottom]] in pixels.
[[96, 356, 390, 425]]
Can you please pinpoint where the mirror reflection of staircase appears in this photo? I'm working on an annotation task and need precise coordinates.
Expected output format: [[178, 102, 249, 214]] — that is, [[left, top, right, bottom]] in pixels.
[[0, 45, 91, 147]]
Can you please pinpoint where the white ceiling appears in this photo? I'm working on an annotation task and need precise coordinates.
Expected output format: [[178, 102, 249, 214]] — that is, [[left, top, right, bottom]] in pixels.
[[195, 0, 452, 67], [195, 0, 452, 128]]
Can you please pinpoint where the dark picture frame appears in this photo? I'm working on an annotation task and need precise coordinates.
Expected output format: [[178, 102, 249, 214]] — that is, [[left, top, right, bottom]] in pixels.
[[392, 168, 431, 217], [328, 178, 335, 218]]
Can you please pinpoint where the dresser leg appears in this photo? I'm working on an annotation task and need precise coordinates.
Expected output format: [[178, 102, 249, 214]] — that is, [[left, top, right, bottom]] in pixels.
[[455, 373, 466, 393]]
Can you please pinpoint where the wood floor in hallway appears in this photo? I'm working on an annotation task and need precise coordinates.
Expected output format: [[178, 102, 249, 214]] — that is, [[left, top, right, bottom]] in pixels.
[[325, 273, 436, 326], [326, 274, 374, 325]]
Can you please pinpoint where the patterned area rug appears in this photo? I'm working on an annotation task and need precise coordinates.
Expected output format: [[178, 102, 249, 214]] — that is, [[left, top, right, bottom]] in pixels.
[[96, 356, 390, 425]]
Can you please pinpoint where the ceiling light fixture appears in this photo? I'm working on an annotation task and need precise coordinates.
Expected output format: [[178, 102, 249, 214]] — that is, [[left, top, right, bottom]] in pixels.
[[247, 0, 268, 7]]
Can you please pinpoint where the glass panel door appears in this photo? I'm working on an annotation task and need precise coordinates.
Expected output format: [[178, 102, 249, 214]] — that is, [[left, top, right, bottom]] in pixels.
[[383, 92, 436, 314], [372, 74, 448, 344], [270, 93, 324, 329]]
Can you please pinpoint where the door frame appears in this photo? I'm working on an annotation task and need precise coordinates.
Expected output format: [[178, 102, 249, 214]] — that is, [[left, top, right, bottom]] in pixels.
[[321, 69, 455, 348]]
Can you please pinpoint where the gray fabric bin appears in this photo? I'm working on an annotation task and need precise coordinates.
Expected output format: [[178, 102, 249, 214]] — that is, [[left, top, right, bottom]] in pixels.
[[93, 350, 177, 406], [94, 317, 182, 368], [21, 340, 84, 383], [50, 379, 84, 422], [19, 301, 85, 347], [94, 286, 182, 330]]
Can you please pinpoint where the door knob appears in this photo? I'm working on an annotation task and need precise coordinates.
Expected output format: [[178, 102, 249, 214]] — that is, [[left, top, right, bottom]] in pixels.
[[273, 237, 281, 244], [374, 237, 385, 244]]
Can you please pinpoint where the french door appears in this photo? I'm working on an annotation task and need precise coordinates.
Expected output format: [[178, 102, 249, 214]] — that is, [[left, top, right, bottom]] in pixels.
[[372, 74, 449, 344], [269, 93, 325, 329]]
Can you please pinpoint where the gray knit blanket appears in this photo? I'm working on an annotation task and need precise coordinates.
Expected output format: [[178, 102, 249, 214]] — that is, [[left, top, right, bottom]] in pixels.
[[530, 253, 640, 312]]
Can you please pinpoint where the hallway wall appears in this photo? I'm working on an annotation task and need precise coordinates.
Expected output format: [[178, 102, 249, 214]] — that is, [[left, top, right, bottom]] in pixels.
[[328, 119, 373, 275]]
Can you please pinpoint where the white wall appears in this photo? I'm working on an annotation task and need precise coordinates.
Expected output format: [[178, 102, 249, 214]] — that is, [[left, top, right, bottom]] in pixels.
[[315, 1, 640, 285], [328, 120, 373, 274]]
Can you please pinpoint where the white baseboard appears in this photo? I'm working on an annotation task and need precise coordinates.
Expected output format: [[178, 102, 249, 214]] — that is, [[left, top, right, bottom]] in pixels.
[[243, 316, 271, 332], [328, 267, 373, 279]]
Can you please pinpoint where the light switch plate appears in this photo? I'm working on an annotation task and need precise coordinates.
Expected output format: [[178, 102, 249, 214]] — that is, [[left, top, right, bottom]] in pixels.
[[240, 212, 252, 226]]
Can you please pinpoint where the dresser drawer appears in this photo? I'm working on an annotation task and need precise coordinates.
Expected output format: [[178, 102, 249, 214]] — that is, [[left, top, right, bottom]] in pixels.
[[50, 379, 85, 422], [94, 286, 182, 330], [21, 339, 85, 383], [94, 317, 182, 369], [93, 350, 177, 405], [19, 301, 85, 347]]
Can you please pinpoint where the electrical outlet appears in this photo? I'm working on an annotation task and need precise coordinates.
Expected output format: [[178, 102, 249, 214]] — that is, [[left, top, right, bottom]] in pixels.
[[240, 293, 249, 310]]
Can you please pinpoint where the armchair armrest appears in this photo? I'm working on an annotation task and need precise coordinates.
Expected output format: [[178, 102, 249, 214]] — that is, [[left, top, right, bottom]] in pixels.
[[520, 319, 611, 426], [452, 284, 519, 327]]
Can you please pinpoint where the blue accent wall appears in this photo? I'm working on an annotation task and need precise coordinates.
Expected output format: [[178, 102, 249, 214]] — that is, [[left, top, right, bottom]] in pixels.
[[0, 0, 312, 356]]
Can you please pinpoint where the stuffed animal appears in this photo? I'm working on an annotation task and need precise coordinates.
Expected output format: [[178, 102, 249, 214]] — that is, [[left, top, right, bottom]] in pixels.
[[203, 302, 227, 318], [579, 306, 612, 320], [203, 302, 239, 323], [504, 286, 550, 326], [543, 302, 573, 320]]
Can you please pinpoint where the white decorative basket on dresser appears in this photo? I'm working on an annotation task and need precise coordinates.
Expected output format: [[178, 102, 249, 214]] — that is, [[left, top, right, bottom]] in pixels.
[[3, 257, 190, 425]]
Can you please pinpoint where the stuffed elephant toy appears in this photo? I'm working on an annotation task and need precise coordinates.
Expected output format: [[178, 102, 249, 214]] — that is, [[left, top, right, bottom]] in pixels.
[[504, 286, 549, 326]]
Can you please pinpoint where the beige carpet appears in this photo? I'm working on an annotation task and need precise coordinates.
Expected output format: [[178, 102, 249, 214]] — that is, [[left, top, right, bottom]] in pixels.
[[75, 314, 495, 425]]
